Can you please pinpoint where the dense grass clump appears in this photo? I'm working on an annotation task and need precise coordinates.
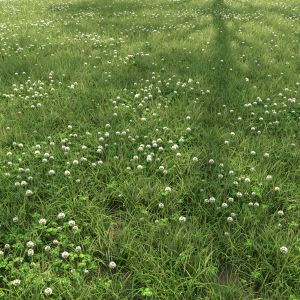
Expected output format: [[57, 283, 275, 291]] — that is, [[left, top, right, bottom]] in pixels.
[[0, 0, 299, 299]]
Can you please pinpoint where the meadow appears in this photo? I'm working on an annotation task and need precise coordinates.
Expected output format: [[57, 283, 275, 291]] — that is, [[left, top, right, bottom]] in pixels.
[[0, 0, 299, 298]]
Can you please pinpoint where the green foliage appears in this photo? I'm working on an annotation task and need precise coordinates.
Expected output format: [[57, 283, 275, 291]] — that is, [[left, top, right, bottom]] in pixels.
[[0, 0, 299, 298]]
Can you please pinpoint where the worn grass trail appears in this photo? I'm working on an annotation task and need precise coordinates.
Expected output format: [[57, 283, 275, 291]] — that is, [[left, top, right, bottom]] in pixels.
[[0, 0, 299, 299]]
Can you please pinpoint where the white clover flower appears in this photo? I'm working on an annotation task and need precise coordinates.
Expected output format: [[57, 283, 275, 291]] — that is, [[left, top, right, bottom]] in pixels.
[[192, 157, 198, 162], [209, 196, 216, 203], [57, 212, 65, 219], [278, 210, 284, 216], [39, 218, 47, 225], [26, 241, 35, 248], [165, 187, 171, 193], [109, 261, 117, 269], [4, 244, 10, 250], [280, 246, 288, 254], [27, 249, 34, 256], [44, 287, 53, 296], [45, 245, 51, 251], [158, 202, 164, 208], [61, 251, 70, 259], [221, 203, 228, 209], [75, 246, 82, 252], [274, 186, 280, 192], [208, 159, 214, 164], [13, 216, 19, 223], [266, 175, 273, 181], [64, 170, 71, 176], [25, 189, 33, 197], [179, 216, 186, 223], [0, 250, 4, 256], [227, 217, 233, 223], [137, 165, 143, 170], [72, 225, 79, 231], [12, 279, 21, 287], [171, 144, 179, 151], [68, 220, 76, 227], [48, 170, 55, 175]]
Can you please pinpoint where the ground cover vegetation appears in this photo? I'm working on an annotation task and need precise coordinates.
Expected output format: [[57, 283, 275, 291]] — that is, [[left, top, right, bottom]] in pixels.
[[0, 0, 299, 298]]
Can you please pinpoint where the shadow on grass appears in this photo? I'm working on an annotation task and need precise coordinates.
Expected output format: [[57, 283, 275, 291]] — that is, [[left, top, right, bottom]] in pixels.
[[200, 0, 242, 139], [210, 0, 234, 108], [41, 0, 297, 130]]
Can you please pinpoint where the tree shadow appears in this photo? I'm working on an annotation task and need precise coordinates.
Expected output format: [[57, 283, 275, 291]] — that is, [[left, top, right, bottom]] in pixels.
[[43, 0, 297, 124], [211, 0, 233, 106], [203, 0, 241, 124]]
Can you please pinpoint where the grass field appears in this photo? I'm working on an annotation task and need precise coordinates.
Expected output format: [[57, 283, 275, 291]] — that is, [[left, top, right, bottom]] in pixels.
[[0, 0, 299, 298]]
